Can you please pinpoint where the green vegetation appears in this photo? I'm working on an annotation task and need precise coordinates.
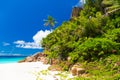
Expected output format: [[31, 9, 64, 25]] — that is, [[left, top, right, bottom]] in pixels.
[[34, 69, 74, 80], [43, 15, 57, 30], [41, 0, 120, 79]]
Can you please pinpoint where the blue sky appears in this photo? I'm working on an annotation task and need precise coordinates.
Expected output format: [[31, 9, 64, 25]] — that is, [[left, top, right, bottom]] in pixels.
[[0, 0, 79, 56]]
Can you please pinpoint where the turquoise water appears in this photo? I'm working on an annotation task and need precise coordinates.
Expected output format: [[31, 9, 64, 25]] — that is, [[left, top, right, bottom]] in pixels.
[[0, 56, 26, 64]]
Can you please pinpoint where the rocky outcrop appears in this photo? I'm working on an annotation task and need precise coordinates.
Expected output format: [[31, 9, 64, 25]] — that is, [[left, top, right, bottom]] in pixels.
[[18, 56, 34, 62], [70, 64, 85, 76], [40, 57, 48, 64], [114, 62, 120, 67], [25, 56, 34, 62], [18, 52, 48, 64], [18, 59, 25, 63], [48, 64, 62, 71], [71, 7, 82, 18], [51, 59, 60, 65]]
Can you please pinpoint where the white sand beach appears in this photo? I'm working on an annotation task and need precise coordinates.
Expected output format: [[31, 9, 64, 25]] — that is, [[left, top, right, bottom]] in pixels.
[[0, 62, 50, 80], [0, 62, 74, 80]]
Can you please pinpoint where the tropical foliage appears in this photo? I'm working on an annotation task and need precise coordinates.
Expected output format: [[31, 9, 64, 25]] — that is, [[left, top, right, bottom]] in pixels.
[[42, 0, 120, 61], [41, 0, 120, 79], [43, 15, 57, 30]]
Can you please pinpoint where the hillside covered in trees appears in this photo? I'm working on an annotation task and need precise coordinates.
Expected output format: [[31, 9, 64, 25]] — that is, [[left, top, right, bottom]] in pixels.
[[41, 0, 120, 79]]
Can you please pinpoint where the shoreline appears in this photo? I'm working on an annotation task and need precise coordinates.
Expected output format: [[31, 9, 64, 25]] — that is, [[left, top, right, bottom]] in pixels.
[[0, 62, 74, 80], [0, 56, 27, 64], [0, 62, 50, 80]]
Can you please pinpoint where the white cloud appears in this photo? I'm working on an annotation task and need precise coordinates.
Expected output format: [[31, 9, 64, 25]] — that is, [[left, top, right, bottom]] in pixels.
[[14, 30, 51, 49], [75, 0, 85, 7], [3, 42, 10, 46], [0, 53, 22, 56], [10, 53, 23, 56], [81, 0, 85, 3], [14, 41, 41, 49], [14, 40, 25, 44], [79, 0, 85, 3], [33, 30, 51, 44]]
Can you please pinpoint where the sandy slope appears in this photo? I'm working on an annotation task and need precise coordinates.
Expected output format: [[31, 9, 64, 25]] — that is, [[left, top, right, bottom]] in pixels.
[[0, 62, 50, 80]]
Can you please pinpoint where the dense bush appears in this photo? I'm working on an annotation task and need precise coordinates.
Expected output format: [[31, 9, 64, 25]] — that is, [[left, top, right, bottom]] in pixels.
[[104, 28, 120, 42], [41, 0, 120, 70], [69, 38, 120, 62], [37, 0, 120, 79], [77, 54, 120, 80]]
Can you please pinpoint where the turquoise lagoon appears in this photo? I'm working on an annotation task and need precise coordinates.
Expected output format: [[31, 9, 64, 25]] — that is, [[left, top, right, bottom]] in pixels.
[[0, 56, 26, 64]]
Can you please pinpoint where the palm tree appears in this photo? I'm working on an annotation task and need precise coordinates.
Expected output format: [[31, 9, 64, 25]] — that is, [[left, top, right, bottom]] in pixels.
[[102, 0, 120, 15], [43, 15, 57, 31]]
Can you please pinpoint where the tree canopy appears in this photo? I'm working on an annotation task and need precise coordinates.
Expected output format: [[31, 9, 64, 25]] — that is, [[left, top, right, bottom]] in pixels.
[[42, 0, 120, 62], [43, 15, 57, 30]]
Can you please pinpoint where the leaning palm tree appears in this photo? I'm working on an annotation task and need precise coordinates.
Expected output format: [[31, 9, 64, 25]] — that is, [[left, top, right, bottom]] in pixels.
[[43, 15, 57, 31], [102, 0, 120, 15]]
